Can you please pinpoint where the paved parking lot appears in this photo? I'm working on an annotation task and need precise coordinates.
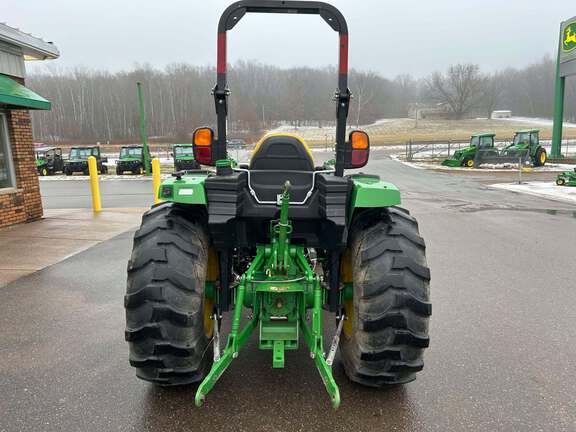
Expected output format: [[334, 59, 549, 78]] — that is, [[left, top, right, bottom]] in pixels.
[[2, 157, 576, 431]]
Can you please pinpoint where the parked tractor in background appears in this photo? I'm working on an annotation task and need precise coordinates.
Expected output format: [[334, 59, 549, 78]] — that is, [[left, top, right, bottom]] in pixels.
[[116, 145, 150, 175], [556, 168, 576, 186], [124, 1, 431, 409], [35, 147, 64, 176], [173, 144, 200, 171], [64, 146, 108, 175], [442, 133, 497, 168], [500, 129, 547, 167]]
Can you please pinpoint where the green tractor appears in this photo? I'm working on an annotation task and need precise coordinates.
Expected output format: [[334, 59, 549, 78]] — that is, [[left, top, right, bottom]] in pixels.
[[442, 133, 496, 168], [124, 0, 431, 409], [556, 168, 576, 186], [64, 146, 108, 175], [173, 143, 200, 171], [116, 145, 150, 175], [35, 147, 64, 176], [500, 129, 547, 167]]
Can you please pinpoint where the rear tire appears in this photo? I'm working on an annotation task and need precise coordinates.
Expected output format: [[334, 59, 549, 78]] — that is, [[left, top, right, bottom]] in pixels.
[[534, 148, 546, 167], [340, 206, 431, 387], [116, 167, 123, 175], [124, 202, 213, 385]]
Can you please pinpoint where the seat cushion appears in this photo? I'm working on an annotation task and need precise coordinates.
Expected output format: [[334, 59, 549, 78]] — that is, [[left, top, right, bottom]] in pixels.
[[250, 135, 314, 171]]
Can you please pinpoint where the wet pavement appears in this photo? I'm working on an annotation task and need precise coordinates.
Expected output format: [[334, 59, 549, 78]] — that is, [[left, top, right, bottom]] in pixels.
[[2, 158, 576, 431], [0, 208, 145, 287]]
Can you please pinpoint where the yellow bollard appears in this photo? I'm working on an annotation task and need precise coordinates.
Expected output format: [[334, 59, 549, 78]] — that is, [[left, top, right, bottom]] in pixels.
[[88, 156, 102, 212], [152, 158, 161, 204]]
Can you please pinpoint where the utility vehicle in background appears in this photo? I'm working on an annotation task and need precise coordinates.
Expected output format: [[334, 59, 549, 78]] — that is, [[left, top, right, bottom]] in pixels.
[[116, 145, 150, 175], [64, 146, 108, 175], [36, 147, 64, 176], [173, 144, 200, 171]]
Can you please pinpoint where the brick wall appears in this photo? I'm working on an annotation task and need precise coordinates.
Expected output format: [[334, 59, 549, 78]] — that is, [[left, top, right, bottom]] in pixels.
[[0, 109, 43, 228]]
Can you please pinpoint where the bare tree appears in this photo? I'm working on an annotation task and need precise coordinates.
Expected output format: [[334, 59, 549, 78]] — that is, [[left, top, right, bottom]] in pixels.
[[351, 71, 375, 127], [425, 64, 484, 119], [26, 57, 570, 144], [482, 72, 505, 119]]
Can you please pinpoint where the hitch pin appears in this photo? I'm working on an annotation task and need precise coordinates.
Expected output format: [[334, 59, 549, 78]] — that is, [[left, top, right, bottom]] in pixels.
[[213, 313, 221, 362], [326, 314, 345, 367]]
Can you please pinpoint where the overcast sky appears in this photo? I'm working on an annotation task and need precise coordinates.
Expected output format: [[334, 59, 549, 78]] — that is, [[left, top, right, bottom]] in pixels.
[[3, 0, 571, 78]]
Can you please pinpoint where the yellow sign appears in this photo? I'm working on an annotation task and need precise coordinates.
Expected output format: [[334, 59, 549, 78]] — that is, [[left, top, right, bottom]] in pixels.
[[563, 23, 576, 52]]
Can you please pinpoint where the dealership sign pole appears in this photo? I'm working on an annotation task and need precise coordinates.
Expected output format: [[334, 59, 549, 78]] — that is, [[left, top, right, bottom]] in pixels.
[[551, 18, 576, 159]]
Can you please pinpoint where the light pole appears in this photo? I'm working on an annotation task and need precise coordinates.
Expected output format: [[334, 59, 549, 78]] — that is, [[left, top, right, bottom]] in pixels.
[[137, 81, 151, 175]]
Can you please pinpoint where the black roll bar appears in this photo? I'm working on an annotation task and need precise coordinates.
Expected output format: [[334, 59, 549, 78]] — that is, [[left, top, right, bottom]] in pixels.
[[213, 0, 351, 176]]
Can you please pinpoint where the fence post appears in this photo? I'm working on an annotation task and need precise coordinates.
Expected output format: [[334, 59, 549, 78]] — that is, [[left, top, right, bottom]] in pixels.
[[152, 158, 161, 204], [88, 156, 102, 212], [408, 139, 413, 161], [447, 140, 451, 157]]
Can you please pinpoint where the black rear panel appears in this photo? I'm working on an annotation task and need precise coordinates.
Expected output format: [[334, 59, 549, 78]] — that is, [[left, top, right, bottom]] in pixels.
[[204, 171, 351, 250]]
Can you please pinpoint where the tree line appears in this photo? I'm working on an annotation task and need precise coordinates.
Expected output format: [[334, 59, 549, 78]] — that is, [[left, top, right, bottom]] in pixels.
[[27, 56, 576, 143]]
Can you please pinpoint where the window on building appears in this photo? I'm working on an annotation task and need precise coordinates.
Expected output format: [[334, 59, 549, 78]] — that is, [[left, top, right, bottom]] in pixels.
[[0, 114, 16, 189]]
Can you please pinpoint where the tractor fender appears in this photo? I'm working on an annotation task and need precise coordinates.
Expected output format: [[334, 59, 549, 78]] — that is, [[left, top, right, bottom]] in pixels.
[[349, 174, 401, 216], [158, 174, 208, 205]]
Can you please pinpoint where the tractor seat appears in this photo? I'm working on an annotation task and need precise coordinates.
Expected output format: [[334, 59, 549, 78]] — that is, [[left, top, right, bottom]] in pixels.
[[249, 135, 315, 203]]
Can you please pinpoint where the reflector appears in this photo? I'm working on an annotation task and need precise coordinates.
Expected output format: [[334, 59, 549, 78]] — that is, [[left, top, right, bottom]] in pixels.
[[351, 131, 369, 149], [194, 128, 213, 146]]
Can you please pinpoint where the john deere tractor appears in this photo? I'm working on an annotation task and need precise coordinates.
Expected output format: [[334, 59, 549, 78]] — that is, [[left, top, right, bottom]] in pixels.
[[500, 129, 547, 167], [442, 133, 496, 168], [124, 0, 431, 409]]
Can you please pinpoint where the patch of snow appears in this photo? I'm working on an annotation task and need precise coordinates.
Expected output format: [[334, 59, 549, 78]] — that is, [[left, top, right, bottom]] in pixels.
[[490, 181, 576, 204], [39, 174, 174, 181], [493, 116, 576, 128]]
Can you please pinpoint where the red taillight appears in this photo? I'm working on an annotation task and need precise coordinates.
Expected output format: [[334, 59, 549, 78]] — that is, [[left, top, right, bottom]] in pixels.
[[351, 149, 369, 167], [194, 146, 212, 166]]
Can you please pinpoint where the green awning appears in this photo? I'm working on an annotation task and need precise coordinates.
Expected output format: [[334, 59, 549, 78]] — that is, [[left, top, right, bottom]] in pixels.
[[0, 74, 51, 110]]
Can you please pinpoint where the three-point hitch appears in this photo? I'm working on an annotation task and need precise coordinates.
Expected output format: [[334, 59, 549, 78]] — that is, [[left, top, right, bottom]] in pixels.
[[195, 181, 341, 408]]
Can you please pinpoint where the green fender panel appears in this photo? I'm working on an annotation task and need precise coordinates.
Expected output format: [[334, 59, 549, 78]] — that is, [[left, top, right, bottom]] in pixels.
[[159, 172, 399, 209], [158, 173, 208, 205], [349, 174, 401, 212]]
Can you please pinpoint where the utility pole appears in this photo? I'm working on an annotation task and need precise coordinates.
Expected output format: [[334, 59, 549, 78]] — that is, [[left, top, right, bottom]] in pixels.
[[137, 81, 151, 175]]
